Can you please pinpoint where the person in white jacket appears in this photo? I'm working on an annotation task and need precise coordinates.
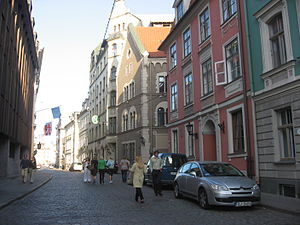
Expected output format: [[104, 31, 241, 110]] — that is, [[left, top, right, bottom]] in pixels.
[[83, 158, 91, 183]]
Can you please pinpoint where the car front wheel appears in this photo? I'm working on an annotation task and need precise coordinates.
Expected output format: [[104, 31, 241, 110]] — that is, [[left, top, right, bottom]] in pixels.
[[198, 188, 210, 209], [174, 183, 182, 199]]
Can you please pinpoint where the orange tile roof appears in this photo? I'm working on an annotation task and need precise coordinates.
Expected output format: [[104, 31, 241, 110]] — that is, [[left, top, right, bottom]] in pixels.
[[135, 26, 171, 58]]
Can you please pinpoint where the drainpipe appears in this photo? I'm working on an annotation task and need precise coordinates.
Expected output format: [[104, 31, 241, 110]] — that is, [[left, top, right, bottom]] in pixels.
[[237, 0, 254, 178]]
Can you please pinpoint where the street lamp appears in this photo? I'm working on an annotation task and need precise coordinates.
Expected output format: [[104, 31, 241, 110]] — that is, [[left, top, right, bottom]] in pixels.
[[186, 123, 198, 139]]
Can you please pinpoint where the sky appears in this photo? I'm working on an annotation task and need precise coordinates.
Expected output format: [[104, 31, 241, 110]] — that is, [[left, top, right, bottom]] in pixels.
[[32, 0, 174, 138]]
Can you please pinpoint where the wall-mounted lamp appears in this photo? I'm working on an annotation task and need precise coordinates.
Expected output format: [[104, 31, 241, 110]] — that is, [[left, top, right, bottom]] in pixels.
[[218, 122, 225, 133], [186, 123, 198, 139]]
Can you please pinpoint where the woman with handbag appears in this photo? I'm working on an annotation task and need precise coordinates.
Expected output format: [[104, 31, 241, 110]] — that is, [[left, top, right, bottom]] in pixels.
[[130, 156, 147, 203]]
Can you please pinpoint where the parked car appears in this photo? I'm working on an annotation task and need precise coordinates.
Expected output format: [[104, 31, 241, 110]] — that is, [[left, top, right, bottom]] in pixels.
[[145, 153, 187, 186], [174, 161, 260, 209], [69, 163, 83, 172]]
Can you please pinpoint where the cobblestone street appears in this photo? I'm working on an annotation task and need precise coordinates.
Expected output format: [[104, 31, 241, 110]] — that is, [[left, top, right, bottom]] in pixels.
[[0, 170, 299, 225]]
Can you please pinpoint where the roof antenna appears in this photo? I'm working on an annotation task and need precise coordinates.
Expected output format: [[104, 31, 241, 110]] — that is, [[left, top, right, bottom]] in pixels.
[[103, 0, 116, 40]]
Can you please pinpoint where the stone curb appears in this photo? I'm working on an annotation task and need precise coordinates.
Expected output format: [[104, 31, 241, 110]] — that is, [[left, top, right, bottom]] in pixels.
[[0, 175, 53, 210]]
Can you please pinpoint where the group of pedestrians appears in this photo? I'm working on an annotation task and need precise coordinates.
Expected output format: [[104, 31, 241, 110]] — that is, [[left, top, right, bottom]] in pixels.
[[82, 150, 163, 204], [20, 154, 37, 184], [83, 156, 121, 184]]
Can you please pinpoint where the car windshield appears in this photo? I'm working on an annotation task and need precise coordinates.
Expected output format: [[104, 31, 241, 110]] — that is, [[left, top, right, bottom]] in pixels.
[[201, 163, 244, 177], [166, 155, 187, 167]]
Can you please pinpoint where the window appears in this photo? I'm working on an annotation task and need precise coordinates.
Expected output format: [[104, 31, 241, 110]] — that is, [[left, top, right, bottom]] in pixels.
[[269, 14, 286, 68], [130, 82, 135, 98], [170, 43, 177, 68], [111, 66, 116, 80], [256, 2, 293, 74], [112, 43, 117, 56], [157, 108, 165, 126], [231, 109, 245, 153], [190, 163, 201, 176], [184, 73, 193, 105], [225, 38, 240, 82], [277, 107, 295, 159], [172, 130, 178, 153], [171, 84, 178, 111], [177, 0, 184, 21], [183, 28, 191, 57], [159, 76, 166, 93], [125, 114, 128, 131], [133, 111, 136, 129], [199, 8, 211, 42], [279, 184, 296, 198], [222, 0, 237, 22], [110, 91, 116, 106], [202, 58, 213, 96]]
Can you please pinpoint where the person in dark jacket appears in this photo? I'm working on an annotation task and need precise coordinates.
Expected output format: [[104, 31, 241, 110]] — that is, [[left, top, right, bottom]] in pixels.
[[90, 156, 98, 184], [20, 154, 30, 183]]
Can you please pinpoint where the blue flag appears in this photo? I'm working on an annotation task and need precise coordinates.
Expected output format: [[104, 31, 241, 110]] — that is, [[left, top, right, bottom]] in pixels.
[[51, 106, 61, 119]]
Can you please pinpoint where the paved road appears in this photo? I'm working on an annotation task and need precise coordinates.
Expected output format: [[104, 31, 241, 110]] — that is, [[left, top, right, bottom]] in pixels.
[[0, 170, 299, 225]]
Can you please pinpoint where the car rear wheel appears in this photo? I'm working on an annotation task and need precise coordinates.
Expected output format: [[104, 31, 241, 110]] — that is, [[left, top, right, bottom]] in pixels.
[[198, 188, 210, 209], [174, 183, 182, 199]]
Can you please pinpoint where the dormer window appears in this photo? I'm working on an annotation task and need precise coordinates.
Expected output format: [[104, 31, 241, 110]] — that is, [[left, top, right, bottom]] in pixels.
[[177, 0, 184, 21]]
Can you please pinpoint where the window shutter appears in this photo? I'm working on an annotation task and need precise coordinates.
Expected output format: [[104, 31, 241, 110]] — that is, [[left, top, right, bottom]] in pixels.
[[215, 60, 227, 85]]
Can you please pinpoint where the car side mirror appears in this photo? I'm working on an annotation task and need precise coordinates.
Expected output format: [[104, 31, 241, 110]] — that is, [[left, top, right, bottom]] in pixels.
[[190, 171, 197, 177]]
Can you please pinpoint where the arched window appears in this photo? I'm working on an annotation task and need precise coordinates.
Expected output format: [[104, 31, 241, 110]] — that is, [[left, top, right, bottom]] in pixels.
[[111, 66, 116, 80], [157, 108, 165, 126], [130, 112, 133, 129], [125, 114, 128, 131]]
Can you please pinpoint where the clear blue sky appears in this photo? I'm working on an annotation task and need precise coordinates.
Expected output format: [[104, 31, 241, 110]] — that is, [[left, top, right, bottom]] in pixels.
[[32, 0, 174, 133]]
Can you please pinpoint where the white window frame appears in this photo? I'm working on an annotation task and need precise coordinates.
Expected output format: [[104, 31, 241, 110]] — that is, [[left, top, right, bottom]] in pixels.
[[255, 0, 293, 73], [227, 104, 246, 155]]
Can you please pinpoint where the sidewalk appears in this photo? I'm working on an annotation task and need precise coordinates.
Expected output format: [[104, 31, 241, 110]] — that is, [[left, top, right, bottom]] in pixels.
[[0, 170, 52, 209]]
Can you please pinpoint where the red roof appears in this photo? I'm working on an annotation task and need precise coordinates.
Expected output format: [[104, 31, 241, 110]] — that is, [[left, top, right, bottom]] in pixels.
[[135, 26, 171, 58]]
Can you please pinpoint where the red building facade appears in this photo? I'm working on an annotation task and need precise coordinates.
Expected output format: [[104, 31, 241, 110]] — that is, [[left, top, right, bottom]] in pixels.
[[159, 0, 256, 178]]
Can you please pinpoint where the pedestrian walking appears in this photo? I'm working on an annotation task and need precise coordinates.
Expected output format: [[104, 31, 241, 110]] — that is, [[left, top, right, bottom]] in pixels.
[[119, 156, 130, 183], [149, 150, 163, 196], [28, 156, 37, 184], [98, 157, 106, 184], [130, 156, 147, 203], [90, 155, 98, 184], [20, 154, 30, 183], [83, 158, 92, 183], [106, 157, 115, 184]]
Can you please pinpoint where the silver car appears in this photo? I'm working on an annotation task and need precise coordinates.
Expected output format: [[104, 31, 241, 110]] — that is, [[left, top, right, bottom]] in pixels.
[[174, 161, 260, 209]]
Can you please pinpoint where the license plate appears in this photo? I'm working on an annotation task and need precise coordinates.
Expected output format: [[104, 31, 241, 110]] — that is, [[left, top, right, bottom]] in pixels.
[[235, 202, 252, 207], [170, 172, 177, 175]]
